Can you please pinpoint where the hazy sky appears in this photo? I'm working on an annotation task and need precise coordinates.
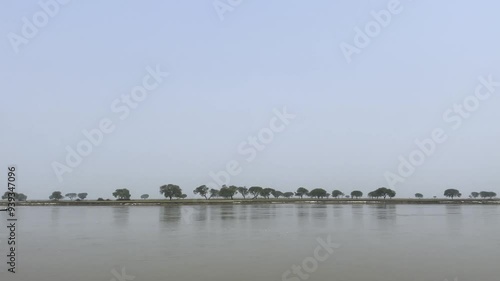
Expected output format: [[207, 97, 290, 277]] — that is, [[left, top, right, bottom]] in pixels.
[[1, 0, 499, 199]]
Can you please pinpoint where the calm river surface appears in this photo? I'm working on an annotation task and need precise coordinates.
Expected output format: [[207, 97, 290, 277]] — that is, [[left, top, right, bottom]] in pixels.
[[1, 204, 499, 281]]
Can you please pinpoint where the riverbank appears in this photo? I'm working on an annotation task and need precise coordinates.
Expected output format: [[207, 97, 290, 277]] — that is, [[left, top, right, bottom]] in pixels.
[[2, 198, 500, 206]]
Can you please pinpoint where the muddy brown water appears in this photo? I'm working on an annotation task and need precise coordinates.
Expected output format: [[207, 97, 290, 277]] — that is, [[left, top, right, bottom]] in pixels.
[[1, 204, 498, 281]]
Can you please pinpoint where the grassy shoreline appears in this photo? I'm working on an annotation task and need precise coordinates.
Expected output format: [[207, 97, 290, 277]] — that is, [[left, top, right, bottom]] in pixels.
[[2, 198, 500, 206]]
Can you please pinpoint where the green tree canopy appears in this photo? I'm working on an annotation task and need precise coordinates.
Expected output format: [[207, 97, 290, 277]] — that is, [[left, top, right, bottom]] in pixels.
[[2, 192, 27, 201], [309, 188, 328, 198], [249, 186, 263, 199], [444, 189, 461, 199], [49, 191, 64, 201], [351, 190, 363, 199], [331, 190, 344, 198], [471, 192, 479, 198], [295, 187, 309, 198], [237, 187, 249, 199], [370, 187, 396, 199], [260, 188, 274, 199], [65, 193, 77, 200], [112, 188, 131, 200], [194, 185, 209, 199], [387, 189, 396, 199], [283, 192, 294, 198], [17, 193, 27, 201], [415, 193, 424, 199], [271, 190, 283, 198], [140, 194, 149, 199], [219, 185, 238, 199], [479, 191, 497, 199], [160, 184, 182, 200], [209, 188, 219, 199], [77, 193, 88, 200]]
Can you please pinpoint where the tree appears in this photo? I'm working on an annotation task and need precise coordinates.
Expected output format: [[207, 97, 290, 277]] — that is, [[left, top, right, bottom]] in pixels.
[[112, 188, 131, 200], [77, 193, 88, 200], [309, 188, 328, 198], [2, 192, 27, 201], [65, 193, 77, 200], [471, 192, 479, 198], [49, 191, 64, 201], [295, 187, 309, 198], [180, 194, 187, 199], [331, 190, 344, 198], [370, 187, 396, 199], [160, 184, 182, 200], [237, 187, 249, 199], [140, 194, 149, 199], [415, 193, 424, 199], [17, 193, 27, 201], [228, 185, 239, 198], [209, 188, 219, 199], [283, 192, 294, 198], [374, 188, 386, 198], [480, 191, 489, 199], [194, 185, 209, 199], [444, 189, 461, 199], [249, 186, 263, 199], [260, 188, 274, 199], [480, 191, 497, 199], [351, 191, 363, 199], [220, 185, 238, 199], [387, 189, 396, 199], [271, 190, 283, 198]]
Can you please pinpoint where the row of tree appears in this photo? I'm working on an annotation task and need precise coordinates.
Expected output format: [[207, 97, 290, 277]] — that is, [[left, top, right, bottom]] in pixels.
[[470, 191, 497, 199], [4, 188, 497, 202], [47, 192, 88, 201], [187, 186, 394, 200], [441, 189, 498, 199], [157, 186, 497, 200]]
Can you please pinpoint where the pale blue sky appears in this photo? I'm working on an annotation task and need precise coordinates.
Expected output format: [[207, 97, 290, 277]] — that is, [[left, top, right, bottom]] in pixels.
[[1, 0, 499, 199]]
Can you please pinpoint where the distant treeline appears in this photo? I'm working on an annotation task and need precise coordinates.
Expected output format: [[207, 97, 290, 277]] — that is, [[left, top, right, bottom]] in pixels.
[[3, 187, 496, 202]]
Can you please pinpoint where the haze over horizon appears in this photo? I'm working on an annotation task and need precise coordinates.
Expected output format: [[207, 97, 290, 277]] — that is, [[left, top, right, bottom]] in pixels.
[[1, 0, 499, 200]]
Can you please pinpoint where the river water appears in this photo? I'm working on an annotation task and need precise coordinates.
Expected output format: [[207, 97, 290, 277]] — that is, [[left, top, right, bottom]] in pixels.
[[1, 204, 499, 281]]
